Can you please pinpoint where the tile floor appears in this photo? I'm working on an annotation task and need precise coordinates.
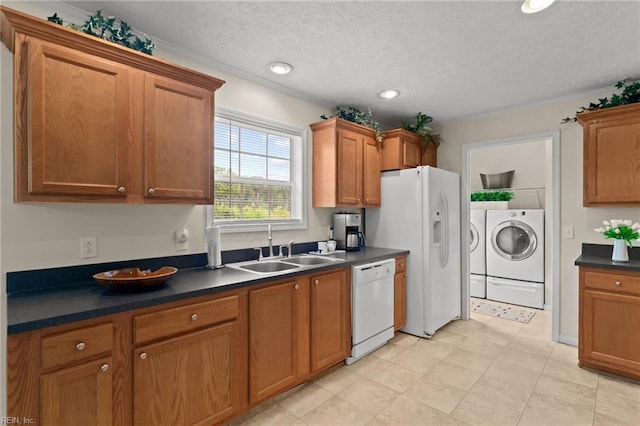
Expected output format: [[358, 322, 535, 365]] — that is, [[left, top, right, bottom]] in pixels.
[[231, 308, 640, 425]]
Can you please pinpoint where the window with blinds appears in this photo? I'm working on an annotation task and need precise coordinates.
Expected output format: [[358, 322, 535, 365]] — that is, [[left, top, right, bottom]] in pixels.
[[211, 108, 306, 231]]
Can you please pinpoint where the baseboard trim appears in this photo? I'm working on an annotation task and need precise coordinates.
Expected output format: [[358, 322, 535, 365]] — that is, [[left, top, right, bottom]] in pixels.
[[559, 334, 578, 347], [543, 304, 552, 311]]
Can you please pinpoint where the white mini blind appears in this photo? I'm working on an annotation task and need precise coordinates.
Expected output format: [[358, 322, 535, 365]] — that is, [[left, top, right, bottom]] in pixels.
[[214, 116, 298, 222]]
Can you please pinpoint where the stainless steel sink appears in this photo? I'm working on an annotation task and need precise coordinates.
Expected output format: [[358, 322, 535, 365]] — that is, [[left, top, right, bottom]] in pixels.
[[239, 261, 300, 273], [282, 256, 339, 266]]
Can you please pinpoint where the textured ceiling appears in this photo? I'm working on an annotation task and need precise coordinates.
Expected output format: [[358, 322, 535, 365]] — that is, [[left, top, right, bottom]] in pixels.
[[60, 1, 640, 126]]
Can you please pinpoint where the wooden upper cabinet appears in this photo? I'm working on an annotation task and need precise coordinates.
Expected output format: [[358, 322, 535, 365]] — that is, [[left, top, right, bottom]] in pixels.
[[1, 6, 224, 204], [144, 75, 213, 203], [381, 129, 437, 171], [311, 117, 381, 207], [19, 38, 132, 200], [577, 103, 640, 206], [362, 135, 382, 205]]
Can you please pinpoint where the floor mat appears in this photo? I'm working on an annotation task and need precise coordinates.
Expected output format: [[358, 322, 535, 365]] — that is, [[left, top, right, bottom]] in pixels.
[[471, 298, 536, 323]]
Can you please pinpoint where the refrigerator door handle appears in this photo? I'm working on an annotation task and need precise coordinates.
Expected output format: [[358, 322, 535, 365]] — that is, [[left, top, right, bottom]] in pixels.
[[440, 192, 449, 268]]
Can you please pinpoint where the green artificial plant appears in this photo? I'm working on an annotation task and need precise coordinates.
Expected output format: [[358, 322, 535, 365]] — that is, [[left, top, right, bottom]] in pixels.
[[401, 112, 441, 148], [470, 191, 514, 202], [321, 105, 384, 143], [561, 80, 640, 123], [48, 10, 155, 55]]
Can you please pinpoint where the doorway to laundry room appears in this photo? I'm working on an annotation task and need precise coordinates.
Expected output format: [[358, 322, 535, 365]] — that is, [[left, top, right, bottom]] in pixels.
[[461, 131, 560, 342]]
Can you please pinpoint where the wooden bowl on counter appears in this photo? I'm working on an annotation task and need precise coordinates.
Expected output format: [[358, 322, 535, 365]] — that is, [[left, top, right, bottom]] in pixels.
[[93, 266, 177, 291]]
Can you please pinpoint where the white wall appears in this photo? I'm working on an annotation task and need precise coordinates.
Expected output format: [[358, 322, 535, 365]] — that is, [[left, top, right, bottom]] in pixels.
[[436, 92, 640, 341], [1, 2, 334, 275]]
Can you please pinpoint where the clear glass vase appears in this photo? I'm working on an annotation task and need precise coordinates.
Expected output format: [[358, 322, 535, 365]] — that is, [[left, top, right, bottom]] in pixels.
[[612, 239, 629, 262]]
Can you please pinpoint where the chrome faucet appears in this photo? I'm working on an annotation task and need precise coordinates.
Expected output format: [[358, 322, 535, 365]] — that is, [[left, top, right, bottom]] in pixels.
[[279, 240, 294, 258]]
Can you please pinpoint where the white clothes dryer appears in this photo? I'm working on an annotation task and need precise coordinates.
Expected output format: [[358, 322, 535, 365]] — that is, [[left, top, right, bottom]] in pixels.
[[470, 209, 486, 275], [486, 209, 545, 283]]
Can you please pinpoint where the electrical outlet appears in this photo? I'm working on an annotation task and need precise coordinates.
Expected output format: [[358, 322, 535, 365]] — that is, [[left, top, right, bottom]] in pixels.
[[80, 237, 98, 258]]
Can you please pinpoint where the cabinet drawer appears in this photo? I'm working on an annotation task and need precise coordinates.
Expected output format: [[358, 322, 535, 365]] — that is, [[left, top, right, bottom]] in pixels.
[[133, 295, 239, 344], [584, 271, 640, 296], [395, 256, 407, 274], [41, 323, 112, 370]]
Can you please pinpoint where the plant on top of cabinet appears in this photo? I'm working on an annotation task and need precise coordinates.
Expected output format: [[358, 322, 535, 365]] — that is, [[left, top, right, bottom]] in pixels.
[[48, 10, 155, 55], [321, 105, 384, 143], [401, 112, 441, 148], [562, 80, 640, 123]]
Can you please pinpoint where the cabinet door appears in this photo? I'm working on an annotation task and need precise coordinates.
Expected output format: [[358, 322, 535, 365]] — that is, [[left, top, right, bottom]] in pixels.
[[402, 139, 421, 168], [421, 143, 437, 167], [310, 269, 350, 373], [23, 39, 130, 199], [40, 356, 113, 426], [362, 135, 381, 206], [144, 74, 213, 203], [249, 280, 309, 404], [337, 130, 363, 205], [581, 289, 640, 376], [584, 118, 640, 205], [134, 323, 240, 425], [394, 272, 407, 331]]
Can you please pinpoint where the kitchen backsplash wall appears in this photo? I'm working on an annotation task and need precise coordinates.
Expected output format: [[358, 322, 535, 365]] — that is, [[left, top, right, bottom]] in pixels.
[[0, 1, 334, 274]]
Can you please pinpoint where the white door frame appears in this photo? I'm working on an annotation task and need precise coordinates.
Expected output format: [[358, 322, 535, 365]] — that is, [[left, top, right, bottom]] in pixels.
[[461, 130, 560, 342]]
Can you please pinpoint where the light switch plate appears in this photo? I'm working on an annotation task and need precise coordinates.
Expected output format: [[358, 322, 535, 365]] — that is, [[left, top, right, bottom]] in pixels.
[[562, 226, 574, 239]]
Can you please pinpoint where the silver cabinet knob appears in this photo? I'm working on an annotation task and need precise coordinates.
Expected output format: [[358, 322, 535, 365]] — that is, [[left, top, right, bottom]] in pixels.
[[100, 364, 109, 372], [294, 284, 299, 290], [405, 273, 408, 277], [118, 186, 125, 193], [615, 281, 621, 287], [139, 352, 147, 360], [148, 188, 155, 194], [190, 314, 198, 321], [314, 279, 319, 285], [76, 342, 86, 351]]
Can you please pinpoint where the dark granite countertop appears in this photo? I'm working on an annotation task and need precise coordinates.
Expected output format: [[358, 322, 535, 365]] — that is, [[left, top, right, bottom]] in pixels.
[[8, 247, 408, 334], [575, 243, 640, 272]]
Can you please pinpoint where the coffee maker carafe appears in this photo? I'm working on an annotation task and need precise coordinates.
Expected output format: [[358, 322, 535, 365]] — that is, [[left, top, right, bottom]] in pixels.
[[333, 213, 363, 251]]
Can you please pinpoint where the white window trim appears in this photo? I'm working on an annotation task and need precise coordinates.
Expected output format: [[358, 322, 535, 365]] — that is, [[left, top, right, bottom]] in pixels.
[[207, 106, 308, 233]]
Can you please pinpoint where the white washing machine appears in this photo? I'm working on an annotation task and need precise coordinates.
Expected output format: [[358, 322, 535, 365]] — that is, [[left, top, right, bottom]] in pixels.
[[486, 209, 544, 309], [470, 274, 486, 299], [470, 210, 486, 275], [469, 210, 486, 298]]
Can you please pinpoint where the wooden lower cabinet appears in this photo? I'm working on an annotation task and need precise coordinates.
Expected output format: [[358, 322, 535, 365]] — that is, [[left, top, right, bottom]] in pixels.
[[394, 256, 408, 331], [8, 265, 359, 425], [133, 323, 241, 425], [310, 268, 351, 373], [579, 267, 640, 380], [249, 278, 309, 404], [41, 356, 113, 426]]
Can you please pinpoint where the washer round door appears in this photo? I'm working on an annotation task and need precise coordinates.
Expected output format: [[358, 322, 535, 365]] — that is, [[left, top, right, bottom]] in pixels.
[[491, 220, 537, 261], [470, 222, 479, 253]]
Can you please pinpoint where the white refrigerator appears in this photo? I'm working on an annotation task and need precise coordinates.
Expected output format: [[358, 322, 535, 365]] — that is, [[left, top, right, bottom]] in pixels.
[[366, 166, 461, 337]]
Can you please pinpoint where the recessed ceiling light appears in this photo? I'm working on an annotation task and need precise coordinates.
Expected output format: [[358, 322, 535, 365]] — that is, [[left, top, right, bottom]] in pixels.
[[269, 62, 293, 75], [379, 89, 400, 99], [521, 0, 556, 14]]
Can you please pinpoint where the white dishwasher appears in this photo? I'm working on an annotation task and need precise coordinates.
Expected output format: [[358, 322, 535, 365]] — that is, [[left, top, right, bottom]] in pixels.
[[346, 258, 395, 365]]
